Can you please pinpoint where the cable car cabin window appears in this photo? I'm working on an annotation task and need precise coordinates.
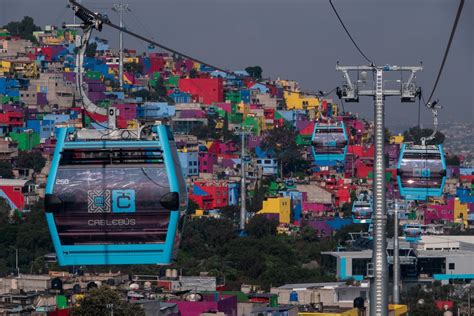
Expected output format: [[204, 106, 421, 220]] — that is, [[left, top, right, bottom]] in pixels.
[[312, 129, 347, 153], [53, 148, 173, 245], [398, 154, 444, 189]]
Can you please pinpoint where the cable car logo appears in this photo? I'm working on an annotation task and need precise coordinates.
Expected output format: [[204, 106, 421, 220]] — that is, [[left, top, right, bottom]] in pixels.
[[87, 189, 136, 213], [88, 190, 112, 213]]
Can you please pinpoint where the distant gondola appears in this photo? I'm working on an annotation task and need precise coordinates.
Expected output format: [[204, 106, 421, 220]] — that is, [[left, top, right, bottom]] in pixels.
[[352, 200, 373, 224], [403, 223, 422, 243]]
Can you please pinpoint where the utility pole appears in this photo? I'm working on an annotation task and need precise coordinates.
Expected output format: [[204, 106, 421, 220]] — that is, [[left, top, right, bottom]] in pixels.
[[16, 248, 20, 277], [393, 201, 400, 304], [336, 63, 422, 316], [112, 3, 129, 90], [237, 126, 251, 231]]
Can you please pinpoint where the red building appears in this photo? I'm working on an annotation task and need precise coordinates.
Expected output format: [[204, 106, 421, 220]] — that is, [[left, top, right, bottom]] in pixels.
[[0, 179, 36, 211], [178, 78, 223, 105], [188, 181, 229, 210], [0, 112, 23, 127]]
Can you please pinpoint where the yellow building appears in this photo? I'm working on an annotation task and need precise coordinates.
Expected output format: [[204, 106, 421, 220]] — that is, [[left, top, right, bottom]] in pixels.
[[299, 308, 358, 316], [389, 304, 409, 316], [257, 197, 291, 224], [390, 134, 404, 145], [454, 198, 468, 226], [192, 209, 221, 219], [299, 305, 407, 316], [0, 60, 12, 74], [284, 90, 320, 110]]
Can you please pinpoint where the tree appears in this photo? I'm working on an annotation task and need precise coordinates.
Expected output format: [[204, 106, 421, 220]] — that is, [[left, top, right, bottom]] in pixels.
[[261, 125, 309, 176], [16, 151, 46, 173], [131, 89, 150, 101], [124, 62, 143, 75], [71, 286, 145, 316], [0, 161, 14, 179], [0, 198, 11, 225], [445, 154, 460, 166], [246, 215, 278, 238], [222, 112, 231, 141], [3, 16, 41, 43], [245, 66, 263, 79], [403, 126, 445, 145], [189, 68, 199, 78], [85, 42, 97, 58], [248, 181, 265, 213]]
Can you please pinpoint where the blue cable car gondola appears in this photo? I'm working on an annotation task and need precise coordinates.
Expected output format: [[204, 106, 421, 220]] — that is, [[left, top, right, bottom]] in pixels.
[[397, 144, 446, 200], [311, 122, 348, 166], [351, 200, 373, 224], [403, 223, 422, 243], [45, 125, 187, 266]]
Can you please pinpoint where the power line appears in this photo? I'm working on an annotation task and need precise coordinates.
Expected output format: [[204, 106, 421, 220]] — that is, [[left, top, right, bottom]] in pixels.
[[69, 0, 338, 100], [328, 0, 374, 65], [425, 0, 465, 105]]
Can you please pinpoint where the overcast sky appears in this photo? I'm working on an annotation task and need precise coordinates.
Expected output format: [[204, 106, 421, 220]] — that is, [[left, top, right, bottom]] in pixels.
[[1, 0, 472, 128]]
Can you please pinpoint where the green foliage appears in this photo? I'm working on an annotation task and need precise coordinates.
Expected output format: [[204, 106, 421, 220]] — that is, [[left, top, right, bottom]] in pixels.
[[261, 125, 309, 176], [401, 283, 451, 316], [124, 62, 142, 75], [0, 198, 11, 225], [445, 154, 460, 166], [3, 16, 41, 43], [333, 223, 368, 245], [174, 217, 337, 290], [190, 115, 220, 140], [246, 215, 278, 238], [220, 205, 240, 223], [341, 202, 352, 218], [187, 199, 199, 214], [131, 89, 150, 101], [245, 66, 263, 79], [189, 68, 199, 78], [85, 42, 97, 58], [71, 286, 145, 316], [403, 126, 445, 145], [248, 181, 265, 213], [16, 151, 46, 173], [0, 199, 52, 276], [0, 161, 14, 179]]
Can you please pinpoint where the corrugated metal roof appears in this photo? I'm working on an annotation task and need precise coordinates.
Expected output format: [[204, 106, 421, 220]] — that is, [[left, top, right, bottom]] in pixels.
[[0, 179, 31, 186]]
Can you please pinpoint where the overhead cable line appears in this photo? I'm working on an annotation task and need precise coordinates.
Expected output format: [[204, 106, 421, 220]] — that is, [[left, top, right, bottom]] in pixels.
[[425, 0, 464, 105], [69, 0, 337, 99], [328, 0, 374, 65]]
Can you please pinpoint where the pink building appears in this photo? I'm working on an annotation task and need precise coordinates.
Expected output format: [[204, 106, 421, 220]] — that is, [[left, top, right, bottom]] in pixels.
[[424, 200, 454, 224], [199, 152, 218, 173], [171, 294, 237, 316]]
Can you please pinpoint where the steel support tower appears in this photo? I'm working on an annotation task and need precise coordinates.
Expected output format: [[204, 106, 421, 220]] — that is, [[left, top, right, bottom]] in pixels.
[[393, 201, 400, 304], [236, 126, 252, 231], [112, 3, 129, 89], [336, 63, 422, 316]]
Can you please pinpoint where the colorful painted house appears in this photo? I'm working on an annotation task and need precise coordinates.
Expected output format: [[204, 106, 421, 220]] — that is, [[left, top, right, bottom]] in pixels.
[[257, 197, 291, 224], [178, 151, 199, 177], [178, 78, 224, 104], [188, 181, 229, 210], [0, 179, 36, 211], [198, 152, 218, 174], [8, 130, 40, 151]]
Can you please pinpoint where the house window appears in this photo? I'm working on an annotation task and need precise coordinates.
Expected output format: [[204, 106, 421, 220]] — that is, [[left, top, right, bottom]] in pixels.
[[449, 263, 455, 270]]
